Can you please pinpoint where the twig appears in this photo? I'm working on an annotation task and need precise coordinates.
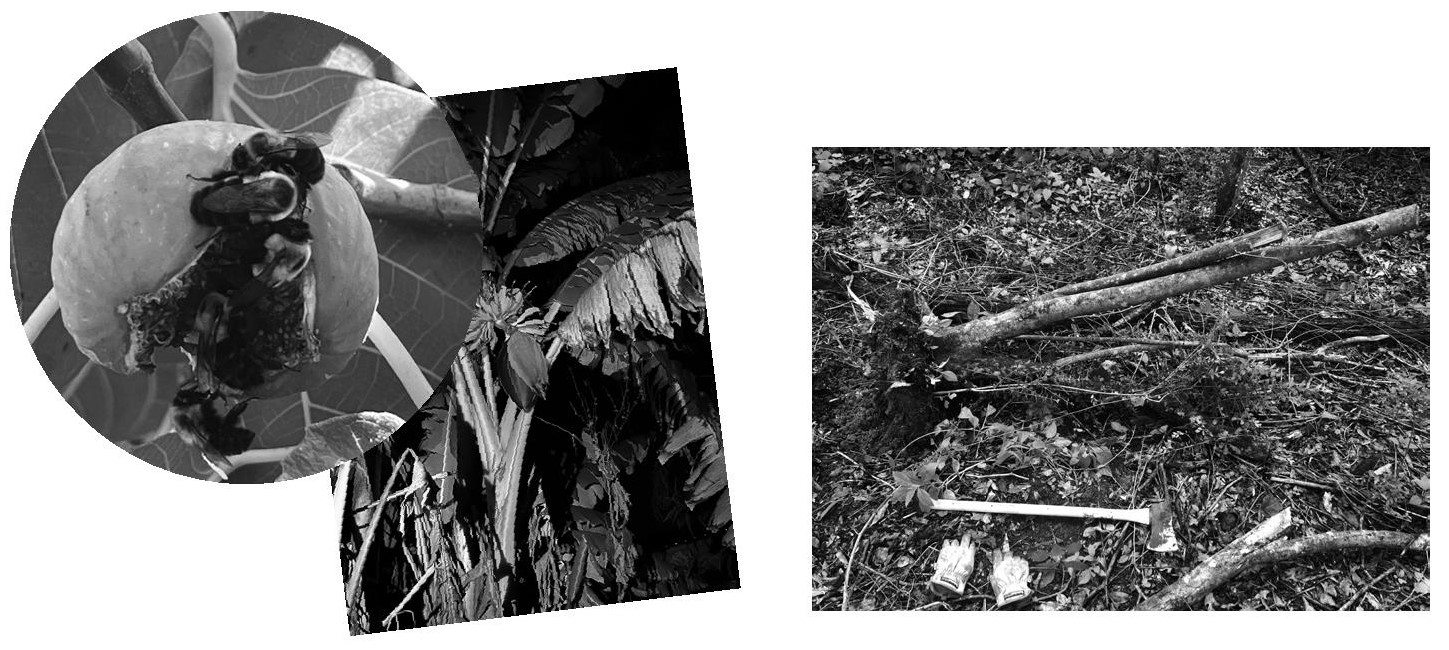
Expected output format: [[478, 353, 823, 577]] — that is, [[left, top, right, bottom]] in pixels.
[[844, 277, 878, 323], [344, 449, 417, 608], [1338, 567, 1396, 611], [1054, 343, 1161, 368], [830, 250, 911, 281], [484, 101, 544, 233], [1291, 148, 1346, 223], [841, 499, 890, 611], [381, 563, 437, 627], [1020, 334, 1222, 347], [1270, 476, 1336, 492]]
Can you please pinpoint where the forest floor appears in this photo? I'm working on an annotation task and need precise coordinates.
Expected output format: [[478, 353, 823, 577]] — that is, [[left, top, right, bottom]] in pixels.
[[810, 148, 1429, 611]]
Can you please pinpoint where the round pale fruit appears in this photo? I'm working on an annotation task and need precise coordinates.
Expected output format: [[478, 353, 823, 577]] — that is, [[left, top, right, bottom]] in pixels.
[[51, 120, 378, 398]]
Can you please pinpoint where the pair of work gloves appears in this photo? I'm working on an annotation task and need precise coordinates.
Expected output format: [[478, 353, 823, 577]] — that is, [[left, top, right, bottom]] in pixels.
[[929, 534, 1031, 607]]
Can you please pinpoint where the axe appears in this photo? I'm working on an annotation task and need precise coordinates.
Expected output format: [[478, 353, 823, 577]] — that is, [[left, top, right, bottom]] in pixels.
[[930, 498, 1180, 552]]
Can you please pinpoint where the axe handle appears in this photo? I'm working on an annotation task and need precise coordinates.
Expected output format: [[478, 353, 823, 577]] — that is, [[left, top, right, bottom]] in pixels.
[[930, 498, 1151, 525]]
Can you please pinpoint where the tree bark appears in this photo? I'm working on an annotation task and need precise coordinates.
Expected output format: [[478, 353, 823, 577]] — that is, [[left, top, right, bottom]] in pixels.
[[1046, 225, 1283, 297], [1137, 508, 1429, 610], [935, 205, 1422, 358], [1213, 147, 1250, 226]]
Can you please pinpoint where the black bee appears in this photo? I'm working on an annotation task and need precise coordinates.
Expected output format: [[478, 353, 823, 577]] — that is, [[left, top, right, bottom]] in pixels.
[[229, 219, 315, 308], [170, 383, 256, 457], [191, 170, 301, 227], [231, 130, 332, 186], [190, 290, 275, 392]]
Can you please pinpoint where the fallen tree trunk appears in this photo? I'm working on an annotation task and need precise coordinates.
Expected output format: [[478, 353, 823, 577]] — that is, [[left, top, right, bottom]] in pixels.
[[1137, 508, 1429, 610], [934, 205, 1422, 358], [1047, 225, 1284, 297]]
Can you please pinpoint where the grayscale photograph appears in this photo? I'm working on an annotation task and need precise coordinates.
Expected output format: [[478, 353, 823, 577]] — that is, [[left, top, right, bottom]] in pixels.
[[334, 69, 737, 633], [11, 12, 483, 482], [812, 147, 1429, 611]]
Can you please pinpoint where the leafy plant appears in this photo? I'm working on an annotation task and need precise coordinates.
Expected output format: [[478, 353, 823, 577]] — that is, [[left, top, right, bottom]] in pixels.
[[334, 70, 734, 632]]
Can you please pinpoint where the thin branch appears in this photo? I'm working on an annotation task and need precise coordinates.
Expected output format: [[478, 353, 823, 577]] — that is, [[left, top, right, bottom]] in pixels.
[[332, 163, 484, 231], [344, 448, 417, 608], [1291, 148, 1346, 223], [841, 499, 890, 611], [485, 101, 544, 233], [381, 563, 437, 627]]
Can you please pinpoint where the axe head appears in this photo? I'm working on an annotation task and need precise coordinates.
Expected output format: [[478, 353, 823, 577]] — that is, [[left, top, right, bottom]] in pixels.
[[1146, 502, 1180, 552]]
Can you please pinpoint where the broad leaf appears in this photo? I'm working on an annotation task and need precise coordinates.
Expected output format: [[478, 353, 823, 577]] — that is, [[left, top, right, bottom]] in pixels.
[[553, 202, 706, 352], [512, 172, 681, 267]]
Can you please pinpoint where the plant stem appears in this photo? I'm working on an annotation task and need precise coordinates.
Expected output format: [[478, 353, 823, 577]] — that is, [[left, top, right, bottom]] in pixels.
[[23, 289, 58, 344], [331, 162, 484, 231], [194, 13, 237, 122], [93, 40, 186, 130], [367, 311, 431, 408]]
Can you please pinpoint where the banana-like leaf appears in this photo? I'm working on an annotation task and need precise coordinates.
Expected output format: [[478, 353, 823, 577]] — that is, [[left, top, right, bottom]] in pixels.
[[658, 416, 713, 463], [657, 415, 728, 509], [553, 217, 704, 352], [512, 172, 684, 268], [684, 438, 728, 508], [634, 339, 703, 428]]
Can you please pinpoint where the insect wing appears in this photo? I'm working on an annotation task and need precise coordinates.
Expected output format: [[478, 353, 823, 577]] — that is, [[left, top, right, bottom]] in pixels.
[[199, 175, 298, 220], [282, 131, 332, 150]]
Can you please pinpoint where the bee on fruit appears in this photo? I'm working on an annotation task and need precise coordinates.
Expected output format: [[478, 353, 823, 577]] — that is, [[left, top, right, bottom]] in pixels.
[[191, 170, 302, 226], [231, 130, 332, 186], [170, 382, 257, 458], [229, 220, 315, 308]]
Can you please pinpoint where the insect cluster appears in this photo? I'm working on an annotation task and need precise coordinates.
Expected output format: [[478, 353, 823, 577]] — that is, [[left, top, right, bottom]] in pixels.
[[170, 130, 333, 459]]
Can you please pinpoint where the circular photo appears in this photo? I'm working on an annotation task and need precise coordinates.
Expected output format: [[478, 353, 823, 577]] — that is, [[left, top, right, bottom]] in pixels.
[[10, 12, 483, 482]]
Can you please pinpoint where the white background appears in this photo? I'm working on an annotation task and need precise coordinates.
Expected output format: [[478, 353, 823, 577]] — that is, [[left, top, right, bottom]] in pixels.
[[0, 1, 1442, 647]]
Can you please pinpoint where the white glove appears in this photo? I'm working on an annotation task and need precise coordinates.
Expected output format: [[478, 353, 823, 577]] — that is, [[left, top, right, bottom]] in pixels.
[[929, 533, 976, 597], [989, 538, 1032, 607]]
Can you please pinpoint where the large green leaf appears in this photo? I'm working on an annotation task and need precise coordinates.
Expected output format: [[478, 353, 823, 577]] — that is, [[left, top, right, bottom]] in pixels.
[[10, 14, 478, 479]]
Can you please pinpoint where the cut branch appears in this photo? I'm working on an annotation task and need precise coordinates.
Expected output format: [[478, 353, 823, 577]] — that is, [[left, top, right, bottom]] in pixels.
[[936, 205, 1422, 359], [92, 40, 186, 131], [333, 163, 485, 231], [1137, 508, 1428, 610]]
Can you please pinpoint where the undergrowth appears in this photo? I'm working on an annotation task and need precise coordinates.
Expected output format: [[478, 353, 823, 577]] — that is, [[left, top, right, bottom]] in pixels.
[[812, 147, 1429, 611]]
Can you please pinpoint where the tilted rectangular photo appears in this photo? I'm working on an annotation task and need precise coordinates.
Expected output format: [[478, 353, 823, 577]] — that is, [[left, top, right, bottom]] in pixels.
[[332, 69, 736, 633], [812, 148, 1428, 611]]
